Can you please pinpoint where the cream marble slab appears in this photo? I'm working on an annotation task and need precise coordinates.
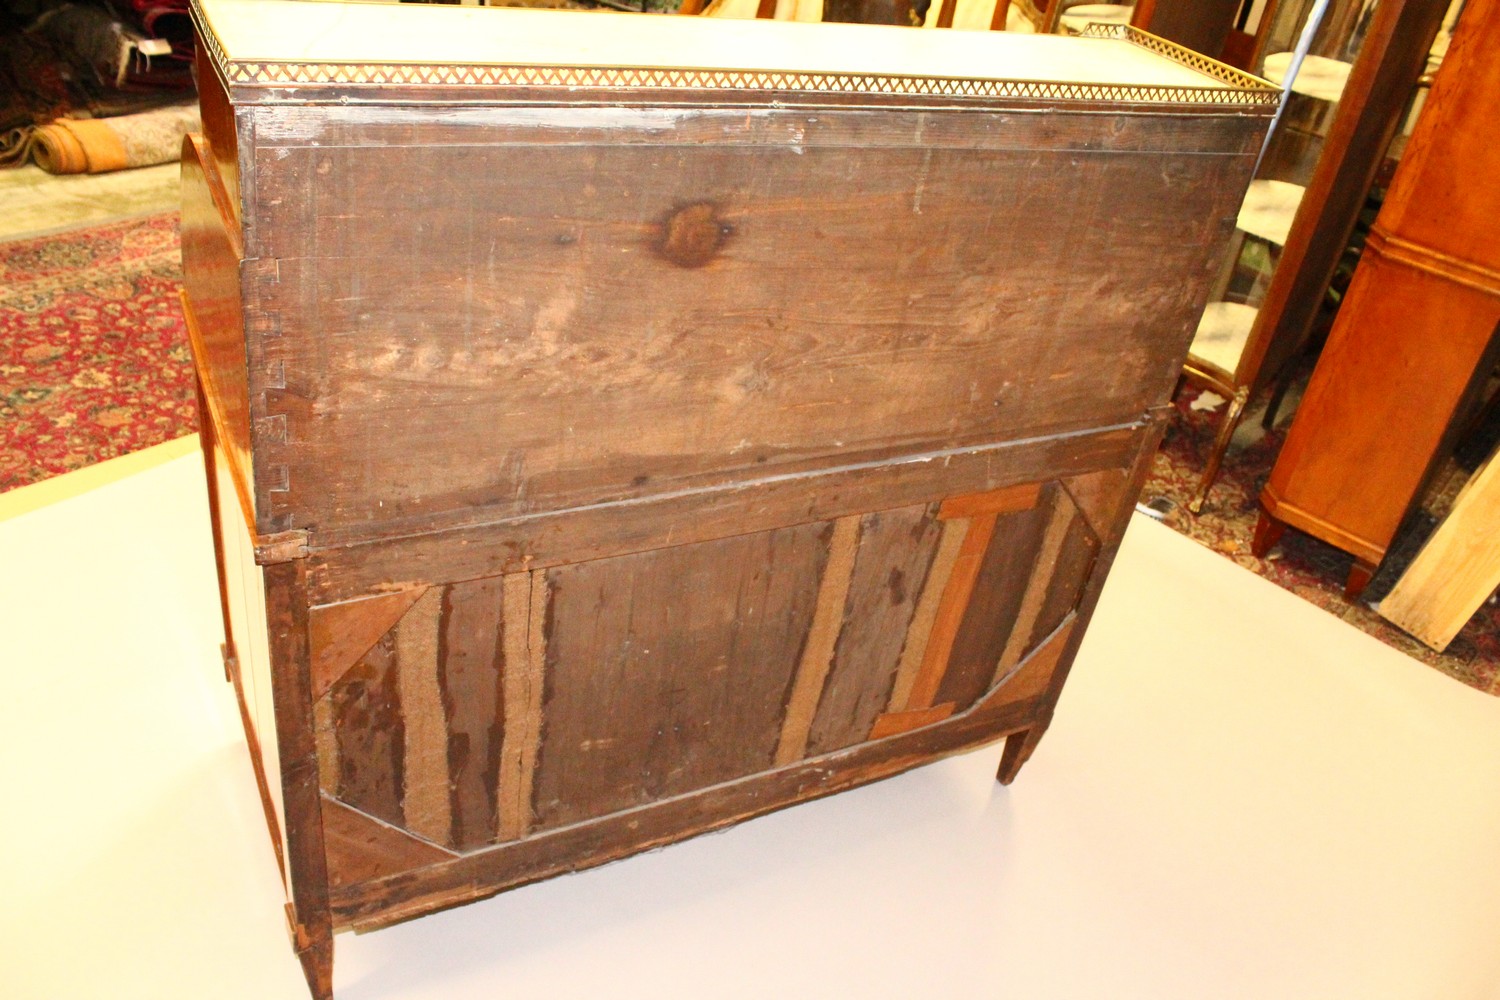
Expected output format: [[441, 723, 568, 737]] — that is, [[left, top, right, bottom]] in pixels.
[[7, 448, 1500, 999], [1236, 178, 1305, 247], [198, 0, 1236, 91], [1061, 3, 1134, 32], [1263, 51, 1352, 103], [1190, 299, 1258, 376], [920, 0, 1036, 33]]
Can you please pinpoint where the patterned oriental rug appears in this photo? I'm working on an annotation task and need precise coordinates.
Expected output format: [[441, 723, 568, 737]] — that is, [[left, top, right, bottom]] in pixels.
[[3, 212, 1496, 696], [0, 212, 194, 490], [1145, 389, 1500, 696]]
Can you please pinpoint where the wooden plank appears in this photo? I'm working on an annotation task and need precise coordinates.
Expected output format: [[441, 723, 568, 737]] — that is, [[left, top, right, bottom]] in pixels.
[[326, 619, 1080, 932], [903, 512, 997, 710], [435, 577, 507, 852], [254, 109, 1257, 541], [496, 572, 543, 842], [1024, 512, 1098, 659], [307, 422, 1153, 605], [806, 504, 943, 756], [308, 587, 426, 702], [994, 490, 1081, 677], [321, 797, 455, 891], [1379, 444, 1500, 651], [775, 516, 863, 765], [937, 482, 1040, 521], [995, 616, 1077, 704], [1061, 467, 1133, 544], [886, 516, 969, 712], [395, 589, 450, 845], [327, 633, 405, 827], [935, 498, 1053, 712], [867, 702, 955, 740], [531, 522, 829, 830]]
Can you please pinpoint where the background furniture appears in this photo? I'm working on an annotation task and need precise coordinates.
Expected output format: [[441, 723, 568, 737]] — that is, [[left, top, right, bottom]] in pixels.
[[182, 3, 1272, 997], [1256, 0, 1500, 596], [1178, 0, 1451, 513]]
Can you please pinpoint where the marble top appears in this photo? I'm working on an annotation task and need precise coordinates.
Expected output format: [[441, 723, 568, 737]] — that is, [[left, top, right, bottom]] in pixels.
[[1189, 301, 1259, 376], [1262, 52, 1351, 103], [195, 0, 1264, 98], [1061, 5, 1135, 30], [1236, 179, 1306, 247]]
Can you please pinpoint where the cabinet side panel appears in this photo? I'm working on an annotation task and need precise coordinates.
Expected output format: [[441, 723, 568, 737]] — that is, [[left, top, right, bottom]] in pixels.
[[194, 45, 240, 220], [181, 138, 251, 503], [217, 448, 287, 884]]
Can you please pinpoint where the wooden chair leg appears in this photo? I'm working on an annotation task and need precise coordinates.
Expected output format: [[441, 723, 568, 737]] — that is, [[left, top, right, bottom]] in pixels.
[[1187, 385, 1250, 515], [1251, 510, 1286, 557]]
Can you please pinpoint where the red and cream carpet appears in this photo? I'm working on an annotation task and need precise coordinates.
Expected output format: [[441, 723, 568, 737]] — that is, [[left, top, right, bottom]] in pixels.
[[0, 212, 194, 490], [3, 211, 1496, 695]]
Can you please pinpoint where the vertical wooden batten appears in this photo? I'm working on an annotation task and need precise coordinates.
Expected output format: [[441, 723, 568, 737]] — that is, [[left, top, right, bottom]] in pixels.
[[775, 516, 863, 765]]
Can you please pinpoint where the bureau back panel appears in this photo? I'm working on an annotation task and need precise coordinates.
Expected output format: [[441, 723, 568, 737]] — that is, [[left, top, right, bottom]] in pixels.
[[244, 105, 1258, 539]]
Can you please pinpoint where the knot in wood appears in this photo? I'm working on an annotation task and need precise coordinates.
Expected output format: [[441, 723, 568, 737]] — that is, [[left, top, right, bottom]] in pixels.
[[658, 202, 731, 268]]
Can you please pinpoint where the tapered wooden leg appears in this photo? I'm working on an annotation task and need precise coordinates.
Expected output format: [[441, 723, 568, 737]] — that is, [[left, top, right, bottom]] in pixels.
[[997, 726, 1046, 785], [1251, 510, 1286, 557], [1344, 559, 1377, 600], [1188, 385, 1250, 515], [295, 928, 334, 1000]]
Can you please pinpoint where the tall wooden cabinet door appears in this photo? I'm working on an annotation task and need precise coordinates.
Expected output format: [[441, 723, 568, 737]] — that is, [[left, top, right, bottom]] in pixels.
[[306, 472, 1112, 888]]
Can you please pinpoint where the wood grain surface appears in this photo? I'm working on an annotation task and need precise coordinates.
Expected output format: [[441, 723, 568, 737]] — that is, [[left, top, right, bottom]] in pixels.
[[533, 522, 829, 829], [240, 104, 1257, 542]]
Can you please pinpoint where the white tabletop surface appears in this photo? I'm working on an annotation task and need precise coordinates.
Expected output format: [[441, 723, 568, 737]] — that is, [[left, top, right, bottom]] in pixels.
[[6, 438, 1500, 999]]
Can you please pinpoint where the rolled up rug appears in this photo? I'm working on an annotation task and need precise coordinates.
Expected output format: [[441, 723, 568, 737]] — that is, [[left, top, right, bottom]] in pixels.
[[30, 101, 197, 174]]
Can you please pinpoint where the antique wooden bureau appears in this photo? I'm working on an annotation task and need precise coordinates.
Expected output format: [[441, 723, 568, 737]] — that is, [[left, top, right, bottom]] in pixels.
[[180, 1, 1274, 995]]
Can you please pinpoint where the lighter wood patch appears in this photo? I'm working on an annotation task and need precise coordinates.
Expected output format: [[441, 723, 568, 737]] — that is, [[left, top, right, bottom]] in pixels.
[[396, 588, 451, 844], [774, 516, 861, 766], [904, 512, 998, 710], [313, 695, 339, 796], [309, 587, 427, 702], [993, 494, 1078, 682], [937, 482, 1041, 520], [868, 702, 956, 740], [887, 517, 969, 712], [496, 572, 544, 841], [1380, 446, 1500, 651]]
